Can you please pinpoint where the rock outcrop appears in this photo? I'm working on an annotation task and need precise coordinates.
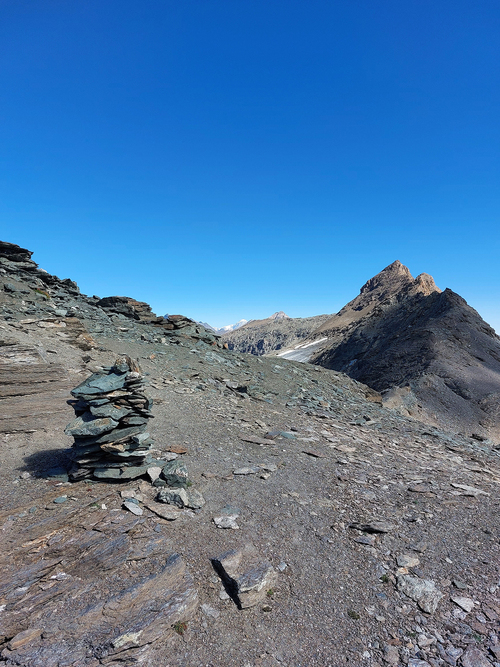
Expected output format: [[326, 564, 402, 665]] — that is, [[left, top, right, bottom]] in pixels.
[[0, 510, 197, 667]]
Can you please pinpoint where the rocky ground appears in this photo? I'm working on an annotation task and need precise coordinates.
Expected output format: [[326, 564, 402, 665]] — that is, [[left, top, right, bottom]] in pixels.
[[1, 243, 500, 667]]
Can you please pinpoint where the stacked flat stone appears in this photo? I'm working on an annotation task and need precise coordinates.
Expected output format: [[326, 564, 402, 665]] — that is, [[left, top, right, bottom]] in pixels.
[[65, 356, 166, 481]]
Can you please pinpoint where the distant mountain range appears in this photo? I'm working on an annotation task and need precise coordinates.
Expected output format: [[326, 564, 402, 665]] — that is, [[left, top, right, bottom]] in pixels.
[[216, 319, 248, 334], [199, 314, 290, 336], [193, 319, 248, 335], [222, 311, 332, 356]]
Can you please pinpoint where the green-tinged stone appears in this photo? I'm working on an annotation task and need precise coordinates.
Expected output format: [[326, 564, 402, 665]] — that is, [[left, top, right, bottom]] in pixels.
[[186, 489, 205, 509], [93, 465, 150, 480], [71, 371, 127, 397], [65, 413, 119, 437], [112, 448, 151, 458], [89, 404, 132, 420], [156, 487, 189, 508], [88, 398, 109, 406], [71, 425, 146, 446], [161, 460, 190, 488]]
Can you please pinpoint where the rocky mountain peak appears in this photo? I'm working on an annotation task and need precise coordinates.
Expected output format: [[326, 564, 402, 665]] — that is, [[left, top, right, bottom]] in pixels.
[[358, 261, 440, 303], [269, 311, 290, 320], [359, 260, 413, 295]]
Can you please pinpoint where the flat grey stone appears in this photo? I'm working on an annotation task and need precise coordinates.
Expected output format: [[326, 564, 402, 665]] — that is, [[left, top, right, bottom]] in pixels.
[[72, 424, 147, 446], [450, 595, 475, 612], [71, 371, 127, 397], [143, 500, 181, 521], [233, 466, 260, 475], [123, 500, 143, 516], [397, 575, 443, 613], [89, 404, 131, 420], [93, 465, 150, 480], [213, 515, 239, 529], [349, 520, 395, 534]]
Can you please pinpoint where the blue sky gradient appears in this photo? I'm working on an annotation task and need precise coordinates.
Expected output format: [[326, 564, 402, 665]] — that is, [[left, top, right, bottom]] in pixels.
[[1, 0, 499, 329]]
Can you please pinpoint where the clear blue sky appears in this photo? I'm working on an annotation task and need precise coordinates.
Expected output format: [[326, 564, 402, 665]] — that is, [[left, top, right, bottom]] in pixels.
[[1, 0, 499, 330]]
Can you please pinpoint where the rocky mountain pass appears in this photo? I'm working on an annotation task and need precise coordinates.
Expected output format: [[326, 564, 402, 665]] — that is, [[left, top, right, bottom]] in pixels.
[[0, 241, 499, 667]]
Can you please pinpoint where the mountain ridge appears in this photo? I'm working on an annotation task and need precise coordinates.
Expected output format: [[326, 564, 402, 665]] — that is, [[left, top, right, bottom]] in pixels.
[[1, 240, 500, 666]]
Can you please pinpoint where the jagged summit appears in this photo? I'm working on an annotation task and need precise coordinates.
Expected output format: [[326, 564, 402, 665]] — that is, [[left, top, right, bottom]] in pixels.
[[359, 260, 411, 294], [359, 260, 440, 299]]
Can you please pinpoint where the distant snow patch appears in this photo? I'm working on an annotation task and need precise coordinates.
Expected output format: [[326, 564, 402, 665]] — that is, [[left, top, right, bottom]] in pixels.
[[277, 337, 328, 362]]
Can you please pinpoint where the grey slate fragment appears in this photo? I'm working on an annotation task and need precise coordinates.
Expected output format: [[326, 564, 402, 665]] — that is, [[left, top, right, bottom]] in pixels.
[[123, 500, 143, 515], [72, 424, 147, 446], [349, 520, 395, 534], [233, 466, 260, 475], [89, 403, 132, 420], [93, 464, 151, 480]]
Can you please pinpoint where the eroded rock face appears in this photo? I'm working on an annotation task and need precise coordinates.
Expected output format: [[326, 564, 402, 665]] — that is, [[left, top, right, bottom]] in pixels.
[[0, 336, 71, 434], [0, 239, 222, 352]]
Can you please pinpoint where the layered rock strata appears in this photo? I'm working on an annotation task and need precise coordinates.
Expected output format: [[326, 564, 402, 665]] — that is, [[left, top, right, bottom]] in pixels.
[[0, 509, 198, 667], [0, 240, 221, 348], [65, 356, 167, 481]]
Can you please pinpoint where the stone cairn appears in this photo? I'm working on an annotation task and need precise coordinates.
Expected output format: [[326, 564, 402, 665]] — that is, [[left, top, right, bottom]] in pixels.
[[65, 355, 167, 481]]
